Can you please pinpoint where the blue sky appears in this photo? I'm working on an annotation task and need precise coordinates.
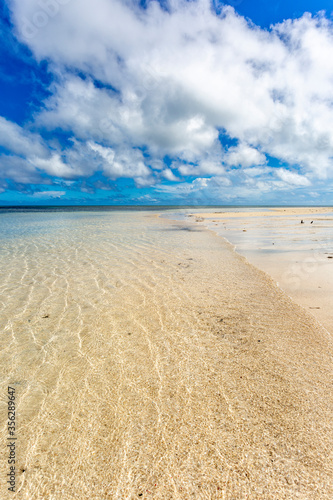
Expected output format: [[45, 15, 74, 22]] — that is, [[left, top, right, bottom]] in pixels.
[[0, 0, 333, 205]]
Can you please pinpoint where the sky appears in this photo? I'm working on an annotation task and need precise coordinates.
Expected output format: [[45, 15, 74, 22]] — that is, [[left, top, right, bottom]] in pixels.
[[0, 0, 333, 205]]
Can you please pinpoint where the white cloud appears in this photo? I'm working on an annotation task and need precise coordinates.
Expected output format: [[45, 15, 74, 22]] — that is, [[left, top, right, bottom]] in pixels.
[[87, 142, 152, 185], [0, 116, 46, 158], [32, 153, 81, 178], [224, 143, 266, 168], [3, 0, 333, 196], [241, 166, 272, 177], [0, 118, 93, 183], [33, 190, 66, 198], [0, 154, 43, 183], [275, 168, 311, 186], [161, 168, 179, 181]]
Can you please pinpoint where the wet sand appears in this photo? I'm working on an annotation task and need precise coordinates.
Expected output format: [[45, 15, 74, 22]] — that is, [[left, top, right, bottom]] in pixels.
[[190, 207, 333, 219], [188, 207, 333, 333], [0, 211, 333, 499]]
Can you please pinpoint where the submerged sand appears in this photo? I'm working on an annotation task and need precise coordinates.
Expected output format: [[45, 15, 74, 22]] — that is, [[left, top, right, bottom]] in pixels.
[[0, 211, 332, 499]]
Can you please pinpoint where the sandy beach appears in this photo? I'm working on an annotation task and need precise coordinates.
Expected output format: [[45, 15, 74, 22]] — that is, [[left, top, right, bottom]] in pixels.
[[188, 207, 333, 333], [0, 209, 333, 499], [189, 207, 333, 219]]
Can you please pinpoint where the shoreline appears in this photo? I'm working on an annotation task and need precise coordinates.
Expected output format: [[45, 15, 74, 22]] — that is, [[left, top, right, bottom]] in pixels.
[[188, 207, 333, 219], [180, 207, 333, 334]]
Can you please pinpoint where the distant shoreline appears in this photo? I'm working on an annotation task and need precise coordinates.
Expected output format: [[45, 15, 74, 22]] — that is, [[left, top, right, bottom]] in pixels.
[[188, 206, 333, 218]]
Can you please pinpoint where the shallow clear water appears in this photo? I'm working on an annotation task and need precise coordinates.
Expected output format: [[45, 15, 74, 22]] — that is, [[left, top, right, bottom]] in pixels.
[[0, 208, 332, 499]]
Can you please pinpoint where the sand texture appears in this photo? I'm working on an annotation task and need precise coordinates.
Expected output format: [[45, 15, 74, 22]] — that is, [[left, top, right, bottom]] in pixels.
[[189, 207, 333, 219], [0, 211, 332, 499], [187, 207, 333, 333]]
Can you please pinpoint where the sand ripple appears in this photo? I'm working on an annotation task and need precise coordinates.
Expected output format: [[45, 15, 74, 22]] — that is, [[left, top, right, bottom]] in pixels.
[[0, 211, 332, 499]]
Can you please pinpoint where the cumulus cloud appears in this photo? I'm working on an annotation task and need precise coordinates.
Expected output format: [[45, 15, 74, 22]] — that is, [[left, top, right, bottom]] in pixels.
[[0, 116, 46, 158], [0, 115, 155, 185], [224, 143, 266, 168], [161, 168, 179, 181], [88, 141, 153, 185], [0, 117, 89, 182], [0, 154, 43, 183], [275, 168, 311, 186], [2, 0, 333, 199]]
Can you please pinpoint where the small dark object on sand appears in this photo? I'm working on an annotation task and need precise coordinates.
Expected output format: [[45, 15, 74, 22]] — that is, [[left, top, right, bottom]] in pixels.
[[42, 315, 49, 318], [301, 220, 304, 224], [328, 256, 333, 259], [311, 221, 313, 224]]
